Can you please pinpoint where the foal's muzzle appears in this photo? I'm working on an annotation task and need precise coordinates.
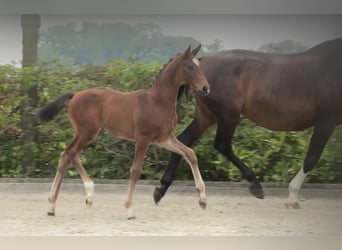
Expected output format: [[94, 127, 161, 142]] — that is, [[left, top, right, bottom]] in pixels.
[[201, 86, 210, 96]]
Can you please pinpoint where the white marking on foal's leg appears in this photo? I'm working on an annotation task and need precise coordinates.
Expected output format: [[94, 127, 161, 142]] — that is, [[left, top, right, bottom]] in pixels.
[[47, 199, 56, 216], [192, 58, 200, 66], [286, 167, 308, 209], [197, 180, 207, 209], [126, 206, 136, 220], [84, 180, 95, 207]]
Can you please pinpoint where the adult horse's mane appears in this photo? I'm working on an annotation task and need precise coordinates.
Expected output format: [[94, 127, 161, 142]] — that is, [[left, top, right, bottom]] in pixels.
[[177, 84, 190, 101], [307, 37, 342, 53]]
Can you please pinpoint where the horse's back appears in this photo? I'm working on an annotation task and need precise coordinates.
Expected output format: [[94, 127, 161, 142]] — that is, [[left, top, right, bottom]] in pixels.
[[199, 38, 342, 130], [67, 87, 137, 136]]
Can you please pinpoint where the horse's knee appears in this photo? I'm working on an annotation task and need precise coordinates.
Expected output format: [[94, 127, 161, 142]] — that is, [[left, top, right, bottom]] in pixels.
[[184, 148, 198, 166], [56, 151, 70, 170], [213, 139, 224, 153], [303, 156, 319, 173], [213, 139, 232, 157], [130, 167, 142, 180]]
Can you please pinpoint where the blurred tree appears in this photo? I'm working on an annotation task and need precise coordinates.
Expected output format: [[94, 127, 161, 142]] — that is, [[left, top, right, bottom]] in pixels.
[[39, 22, 200, 64], [21, 14, 41, 66], [20, 14, 41, 176], [258, 39, 308, 54], [205, 38, 224, 52]]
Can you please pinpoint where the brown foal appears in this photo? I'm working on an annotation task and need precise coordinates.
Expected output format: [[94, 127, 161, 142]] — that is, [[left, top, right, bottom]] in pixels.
[[36, 45, 210, 219]]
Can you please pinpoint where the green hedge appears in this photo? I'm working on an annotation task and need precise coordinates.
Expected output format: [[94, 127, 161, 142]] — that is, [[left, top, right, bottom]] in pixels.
[[1, 61, 341, 183]]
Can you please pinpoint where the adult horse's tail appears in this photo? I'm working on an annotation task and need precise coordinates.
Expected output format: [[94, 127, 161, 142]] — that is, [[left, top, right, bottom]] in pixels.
[[36, 92, 74, 122]]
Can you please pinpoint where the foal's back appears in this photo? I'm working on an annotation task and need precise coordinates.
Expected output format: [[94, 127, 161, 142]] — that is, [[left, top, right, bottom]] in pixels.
[[67, 87, 178, 142], [67, 87, 141, 140]]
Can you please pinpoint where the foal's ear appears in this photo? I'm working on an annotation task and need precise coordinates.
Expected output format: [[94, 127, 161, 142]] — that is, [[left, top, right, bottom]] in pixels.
[[191, 44, 201, 56], [182, 45, 192, 60]]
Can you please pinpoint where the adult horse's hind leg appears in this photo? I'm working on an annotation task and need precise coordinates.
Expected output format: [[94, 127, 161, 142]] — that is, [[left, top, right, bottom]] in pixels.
[[213, 117, 264, 199], [154, 118, 213, 204], [47, 151, 71, 216], [286, 122, 335, 209], [157, 134, 207, 209]]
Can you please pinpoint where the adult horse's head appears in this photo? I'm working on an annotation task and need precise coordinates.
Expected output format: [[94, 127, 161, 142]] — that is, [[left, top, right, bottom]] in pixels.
[[178, 45, 210, 96]]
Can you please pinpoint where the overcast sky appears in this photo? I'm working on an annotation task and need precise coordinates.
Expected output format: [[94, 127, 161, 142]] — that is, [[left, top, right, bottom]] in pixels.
[[0, 14, 341, 65]]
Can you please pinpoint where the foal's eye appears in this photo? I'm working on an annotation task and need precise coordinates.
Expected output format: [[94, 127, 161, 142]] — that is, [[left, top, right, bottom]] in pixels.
[[186, 65, 194, 70]]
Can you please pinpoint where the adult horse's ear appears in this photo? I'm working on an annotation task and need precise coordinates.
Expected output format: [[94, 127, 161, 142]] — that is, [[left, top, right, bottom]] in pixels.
[[182, 45, 191, 59], [191, 44, 201, 56]]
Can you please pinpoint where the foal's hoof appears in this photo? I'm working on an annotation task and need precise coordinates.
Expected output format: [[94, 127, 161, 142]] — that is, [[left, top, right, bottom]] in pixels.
[[153, 187, 163, 205], [285, 202, 301, 209], [199, 200, 207, 209], [85, 198, 93, 208], [127, 215, 137, 220], [47, 212, 55, 216], [249, 182, 264, 199]]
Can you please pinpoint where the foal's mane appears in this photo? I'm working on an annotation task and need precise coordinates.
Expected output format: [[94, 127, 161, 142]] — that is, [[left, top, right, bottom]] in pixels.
[[151, 53, 181, 86], [150, 52, 189, 101]]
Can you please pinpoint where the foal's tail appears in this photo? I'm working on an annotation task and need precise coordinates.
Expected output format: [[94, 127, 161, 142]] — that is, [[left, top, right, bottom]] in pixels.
[[36, 92, 74, 122]]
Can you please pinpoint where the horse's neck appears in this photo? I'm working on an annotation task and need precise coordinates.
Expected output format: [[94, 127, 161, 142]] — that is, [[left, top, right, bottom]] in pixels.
[[150, 64, 180, 105]]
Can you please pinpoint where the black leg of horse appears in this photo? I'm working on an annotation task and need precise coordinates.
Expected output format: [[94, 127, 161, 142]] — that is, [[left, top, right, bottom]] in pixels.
[[286, 121, 335, 208], [154, 120, 208, 204], [303, 122, 335, 173], [213, 120, 264, 199]]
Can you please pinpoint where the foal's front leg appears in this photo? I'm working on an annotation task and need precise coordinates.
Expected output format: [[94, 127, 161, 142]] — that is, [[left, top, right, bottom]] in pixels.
[[124, 136, 150, 219], [157, 135, 207, 209]]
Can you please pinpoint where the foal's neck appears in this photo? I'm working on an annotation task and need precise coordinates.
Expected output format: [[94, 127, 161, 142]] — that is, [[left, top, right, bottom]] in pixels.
[[150, 60, 181, 105]]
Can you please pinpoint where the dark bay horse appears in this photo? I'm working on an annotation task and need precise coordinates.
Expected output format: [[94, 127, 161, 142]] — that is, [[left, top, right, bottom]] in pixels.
[[154, 38, 342, 208], [36, 45, 210, 219]]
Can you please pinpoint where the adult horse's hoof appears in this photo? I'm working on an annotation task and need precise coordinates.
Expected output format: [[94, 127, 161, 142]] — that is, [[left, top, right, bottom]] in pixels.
[[47, 212, 55, 216], [153, 187, 163, 205], [285, 202, 301, 209], [249, 182, 264, 199]]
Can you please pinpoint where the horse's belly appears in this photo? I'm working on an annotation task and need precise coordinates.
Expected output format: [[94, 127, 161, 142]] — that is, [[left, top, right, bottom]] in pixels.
[[243, 108, 314, 131]]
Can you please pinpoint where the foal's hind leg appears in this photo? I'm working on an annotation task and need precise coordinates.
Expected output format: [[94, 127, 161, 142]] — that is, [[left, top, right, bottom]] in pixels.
[[47, 129, 99, 216], [286, 122, 335, 209], [47, 151, 71, 216], [124, 136, 150, 219], [67, 130, 100, 208], [213, 117, 264, 199], [71, 152, 95, 207], [157, 135, 207, 209]]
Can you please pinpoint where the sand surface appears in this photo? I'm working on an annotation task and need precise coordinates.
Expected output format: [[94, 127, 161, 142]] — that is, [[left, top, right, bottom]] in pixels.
[[1, 181, 342, 236]]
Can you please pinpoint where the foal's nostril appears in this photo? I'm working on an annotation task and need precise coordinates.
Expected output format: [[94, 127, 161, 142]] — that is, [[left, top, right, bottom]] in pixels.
[[202, 86, 210, 95]]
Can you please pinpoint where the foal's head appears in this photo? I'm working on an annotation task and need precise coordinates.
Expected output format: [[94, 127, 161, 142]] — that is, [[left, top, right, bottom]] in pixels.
[[174, 45, 210, 96]]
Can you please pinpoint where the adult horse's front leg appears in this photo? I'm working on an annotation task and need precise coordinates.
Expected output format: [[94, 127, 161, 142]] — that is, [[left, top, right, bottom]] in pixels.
[[124, 136, 150, 219], [154, 119, 212, 204], [286, 122, 335, 209], [213, 118, 264, 199], [157, 135, 207, 209]]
